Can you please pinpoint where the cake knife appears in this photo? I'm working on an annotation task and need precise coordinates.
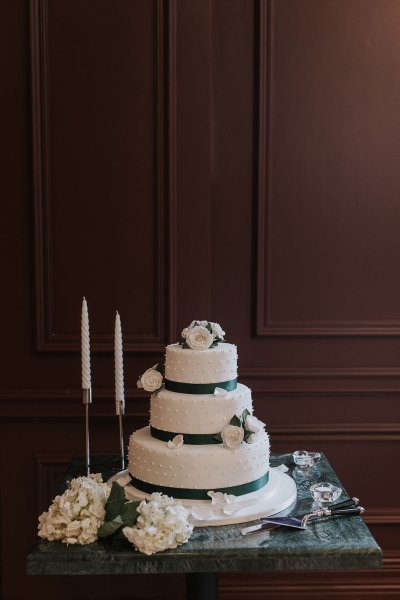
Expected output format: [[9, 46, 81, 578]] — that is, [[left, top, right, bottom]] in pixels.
[[241, 502, 364, 535]]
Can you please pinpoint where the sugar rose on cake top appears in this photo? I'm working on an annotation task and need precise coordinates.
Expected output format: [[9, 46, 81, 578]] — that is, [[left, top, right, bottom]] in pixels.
[[181, 320, 225, 350], [137, 321, 231, 392]]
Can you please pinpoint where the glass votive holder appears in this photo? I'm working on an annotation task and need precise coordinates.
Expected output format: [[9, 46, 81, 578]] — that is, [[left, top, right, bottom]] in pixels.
[[292, 450, 321, 469], [310, 482, 342, 503]]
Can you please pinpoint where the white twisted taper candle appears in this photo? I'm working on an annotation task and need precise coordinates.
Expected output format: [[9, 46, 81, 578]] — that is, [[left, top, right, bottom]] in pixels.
[[114, 311, 125, 415], [81, 297, 91, 389]]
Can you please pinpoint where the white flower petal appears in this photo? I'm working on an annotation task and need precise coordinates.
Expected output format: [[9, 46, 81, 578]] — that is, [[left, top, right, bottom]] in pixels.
[[167, 434, 184, 449]]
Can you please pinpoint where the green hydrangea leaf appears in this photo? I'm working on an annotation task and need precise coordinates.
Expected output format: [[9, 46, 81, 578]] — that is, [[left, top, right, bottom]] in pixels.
[[98, 515, 124, 538], [104, 482, 126, 521], [121, 501, 140, 526]]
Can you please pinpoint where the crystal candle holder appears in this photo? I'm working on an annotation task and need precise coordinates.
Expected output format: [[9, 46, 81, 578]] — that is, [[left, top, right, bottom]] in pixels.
[[292, 450, 321, 468], [310, 482, 342, 503]]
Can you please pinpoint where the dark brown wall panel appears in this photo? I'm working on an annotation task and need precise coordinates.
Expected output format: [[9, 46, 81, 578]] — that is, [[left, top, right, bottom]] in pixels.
[[31, 0, 170, 352], [257, 0, 400, 337]]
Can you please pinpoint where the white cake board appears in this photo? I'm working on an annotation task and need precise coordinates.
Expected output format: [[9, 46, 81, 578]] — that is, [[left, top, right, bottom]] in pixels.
[[108, 467, 297, 527]]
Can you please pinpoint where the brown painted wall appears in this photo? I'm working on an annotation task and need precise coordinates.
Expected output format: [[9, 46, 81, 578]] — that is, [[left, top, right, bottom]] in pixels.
[[1, 0, 399, 597]]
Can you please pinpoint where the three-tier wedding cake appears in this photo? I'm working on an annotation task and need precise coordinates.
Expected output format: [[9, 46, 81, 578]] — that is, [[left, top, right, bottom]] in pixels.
[[128, 321, 270, 502]]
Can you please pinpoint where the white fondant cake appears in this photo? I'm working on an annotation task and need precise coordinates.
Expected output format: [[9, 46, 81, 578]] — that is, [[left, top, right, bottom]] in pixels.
[[130, 321, 270, 501]]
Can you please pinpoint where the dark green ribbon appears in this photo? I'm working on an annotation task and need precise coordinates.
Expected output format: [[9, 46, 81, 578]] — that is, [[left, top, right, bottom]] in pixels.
[[164, 378, 237, 395], [150, 426, 220, 445], [130, 472, 269, 500]]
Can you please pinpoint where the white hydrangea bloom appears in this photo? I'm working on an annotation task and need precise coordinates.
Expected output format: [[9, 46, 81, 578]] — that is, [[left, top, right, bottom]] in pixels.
[[122, 492, 193, 555], [38, 473, 110, 545]]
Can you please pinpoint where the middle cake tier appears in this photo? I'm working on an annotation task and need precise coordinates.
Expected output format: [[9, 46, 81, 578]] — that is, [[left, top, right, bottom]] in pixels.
[[150, 383, 252, 436]]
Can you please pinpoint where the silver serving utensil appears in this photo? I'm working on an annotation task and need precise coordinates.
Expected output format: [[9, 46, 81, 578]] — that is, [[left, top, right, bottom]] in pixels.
[[259, 496, 359, 526], [241, 504, 364, 535]]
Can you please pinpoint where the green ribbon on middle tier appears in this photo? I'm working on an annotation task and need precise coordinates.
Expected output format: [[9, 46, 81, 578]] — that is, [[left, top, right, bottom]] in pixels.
[[150, 425, 221, 445], [164, 377, 237, 394]]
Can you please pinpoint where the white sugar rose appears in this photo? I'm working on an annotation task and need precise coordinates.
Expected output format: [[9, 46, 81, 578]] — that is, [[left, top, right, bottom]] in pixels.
[[186, 325, 213, 350], [211, 322, 225, 340], [221, 424, 244, 449], [246, 433, 257, 444], [181, 327, 190, 339], [245, 415, 266, 433], [140, 367, 163, 392]]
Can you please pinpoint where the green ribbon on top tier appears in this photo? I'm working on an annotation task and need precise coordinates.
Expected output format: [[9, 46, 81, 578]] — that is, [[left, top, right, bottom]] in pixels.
[[151, 426, 221, 445], [164, 377, 237, 394], [130, 471, 269, 500]]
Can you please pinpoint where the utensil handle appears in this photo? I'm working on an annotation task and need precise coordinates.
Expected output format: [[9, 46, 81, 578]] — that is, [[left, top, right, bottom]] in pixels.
[[329, 506, 365, 516], [329, 497, 359, 510]]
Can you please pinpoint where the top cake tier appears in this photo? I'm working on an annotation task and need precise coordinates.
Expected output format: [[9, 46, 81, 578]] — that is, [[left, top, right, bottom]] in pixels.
[[165, 342, 237, 385]]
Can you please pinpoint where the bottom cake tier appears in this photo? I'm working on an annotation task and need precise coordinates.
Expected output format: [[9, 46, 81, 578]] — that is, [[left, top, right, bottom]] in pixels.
[[128, 426, 270, 500]]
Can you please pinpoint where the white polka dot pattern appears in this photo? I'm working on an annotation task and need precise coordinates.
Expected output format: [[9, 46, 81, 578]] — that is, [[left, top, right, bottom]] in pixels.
[[129, 427, 270, 490], [164, 343, 237, 384], [150, 383, 252, 434]]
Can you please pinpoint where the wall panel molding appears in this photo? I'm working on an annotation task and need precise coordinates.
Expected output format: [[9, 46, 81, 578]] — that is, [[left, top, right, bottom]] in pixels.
[[242, 367, 400, 394], [36, 453, 71, 513], [30, 0, 176, 353], [255, 0, 400, 338]]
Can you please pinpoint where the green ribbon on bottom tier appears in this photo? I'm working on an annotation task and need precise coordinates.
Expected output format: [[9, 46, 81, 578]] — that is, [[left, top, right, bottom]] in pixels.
[[129, 471, 269, 500], [150, 426, 221, 445], [164, 378, 237, 394]]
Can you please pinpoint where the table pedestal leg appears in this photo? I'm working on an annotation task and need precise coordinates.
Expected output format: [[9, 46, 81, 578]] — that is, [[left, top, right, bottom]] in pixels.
[[186, 572, 217, 600]]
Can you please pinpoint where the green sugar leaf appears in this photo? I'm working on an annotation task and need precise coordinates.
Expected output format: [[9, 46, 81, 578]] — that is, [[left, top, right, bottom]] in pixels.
[[242, 408, 251, 422], [230, 414, 242, 428]]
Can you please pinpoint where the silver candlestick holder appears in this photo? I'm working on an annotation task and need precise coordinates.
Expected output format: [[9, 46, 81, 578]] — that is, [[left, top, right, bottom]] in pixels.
[[82, 388, 92, 476]]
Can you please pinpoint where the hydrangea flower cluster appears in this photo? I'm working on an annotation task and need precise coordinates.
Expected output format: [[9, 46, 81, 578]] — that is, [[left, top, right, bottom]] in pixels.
[[122, 492, 193, 555], [181, 320, 225, 350], [38, 473, 110, 545]]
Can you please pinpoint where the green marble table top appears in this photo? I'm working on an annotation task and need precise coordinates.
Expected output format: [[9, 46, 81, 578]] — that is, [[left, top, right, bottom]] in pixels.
[[27, 453, 382, 575]]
